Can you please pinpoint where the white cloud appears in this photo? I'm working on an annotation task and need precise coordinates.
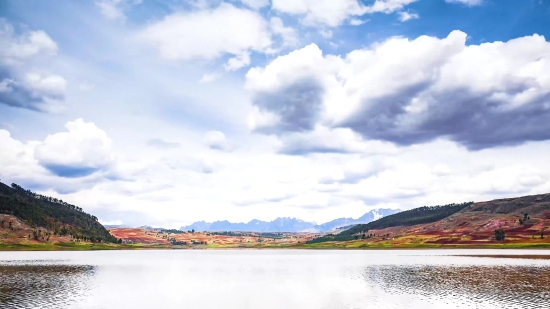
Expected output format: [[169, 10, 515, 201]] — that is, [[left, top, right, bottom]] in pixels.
[[431, 164, 452, 176], [95, 0, 126, 21], [446, 0, 483, 6], [365, 0, 419, 14], [3, 121, 550, 227], [319, 29, 333, 39], [271, 0, 418, 27], [204, 130, 233, 151], [398, 11, 419, 22], [225, 52, 251, 71], [349, 18, 367, 26], [34, 119, 113, 176], [0, 20, 65, 111], [278, 126, 399, 155], [272, 0, 367, 27], [0, 19, 57, 65], [25, 73, 67, 96], [270, 17, 298, 47], [4, 1, 550, 230], [140, 4, 272, 63], [246, 31, 550, 150], [240, 0, 270, 9], [199, 72, 222, 83]]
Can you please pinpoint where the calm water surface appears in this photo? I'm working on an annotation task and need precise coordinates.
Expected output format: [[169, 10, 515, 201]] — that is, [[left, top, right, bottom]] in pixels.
[[1, 249, 549, 309]]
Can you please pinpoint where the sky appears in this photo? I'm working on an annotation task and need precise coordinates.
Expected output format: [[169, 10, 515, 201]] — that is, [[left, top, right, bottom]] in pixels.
[[1, 0, 550, 228]]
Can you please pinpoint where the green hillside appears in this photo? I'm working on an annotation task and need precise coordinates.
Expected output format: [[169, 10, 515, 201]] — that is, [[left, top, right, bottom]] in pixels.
[[0, 182, 116, 243], [342, 202, 474, 235], [308, 202, 473, 244]]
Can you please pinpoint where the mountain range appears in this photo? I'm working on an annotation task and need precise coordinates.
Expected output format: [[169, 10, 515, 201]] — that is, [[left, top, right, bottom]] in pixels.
[[178, 208, 398, 233]]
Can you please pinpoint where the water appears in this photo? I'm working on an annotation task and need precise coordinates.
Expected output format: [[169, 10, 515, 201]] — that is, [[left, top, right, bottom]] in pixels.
[[1, 249, 549, 309]]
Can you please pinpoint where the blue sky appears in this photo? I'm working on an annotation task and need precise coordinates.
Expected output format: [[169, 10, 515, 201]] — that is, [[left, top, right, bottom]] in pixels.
[[1, 0, 550, 228]]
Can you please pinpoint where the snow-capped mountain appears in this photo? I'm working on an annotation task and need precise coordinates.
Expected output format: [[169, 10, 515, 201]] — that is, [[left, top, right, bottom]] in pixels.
[[179, 209, 398, 233]]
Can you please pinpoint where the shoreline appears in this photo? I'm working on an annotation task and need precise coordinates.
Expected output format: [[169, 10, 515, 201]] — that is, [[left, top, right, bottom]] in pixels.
[[1, 242, 550, 251], [456, 254, 550, 260]]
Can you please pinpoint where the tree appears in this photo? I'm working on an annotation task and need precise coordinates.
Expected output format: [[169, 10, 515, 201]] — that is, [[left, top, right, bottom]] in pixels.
[[542, 230, 545, 239], [495, 229, 505, 241]]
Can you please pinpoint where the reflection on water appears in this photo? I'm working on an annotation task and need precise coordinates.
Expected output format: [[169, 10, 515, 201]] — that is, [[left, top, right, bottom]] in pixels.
[[365, 265, 550, 308], [0, 250, 549, 309], [0, 263, 95, 308]]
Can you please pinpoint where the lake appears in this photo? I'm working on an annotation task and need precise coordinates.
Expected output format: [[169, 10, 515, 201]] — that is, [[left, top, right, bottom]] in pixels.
[[1, 249, 549, 308]]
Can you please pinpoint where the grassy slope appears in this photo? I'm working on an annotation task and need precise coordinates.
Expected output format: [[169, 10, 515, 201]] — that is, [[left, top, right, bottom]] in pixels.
[[304, 193, 550, 248], [0, 182, 116, 245]]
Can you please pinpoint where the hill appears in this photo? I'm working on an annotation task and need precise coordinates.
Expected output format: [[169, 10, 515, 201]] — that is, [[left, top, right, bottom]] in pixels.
[[340, 202, 473, 236], [308, 194, 550, 246], [0, 182, 116, 244], [307, 209, 399, 232]]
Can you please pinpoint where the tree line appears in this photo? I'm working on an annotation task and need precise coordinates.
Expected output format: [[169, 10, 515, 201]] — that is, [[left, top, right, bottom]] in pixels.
[[0, 182, 116, 243], [341, 202, 474, 236], [307, 202, 473, 244]]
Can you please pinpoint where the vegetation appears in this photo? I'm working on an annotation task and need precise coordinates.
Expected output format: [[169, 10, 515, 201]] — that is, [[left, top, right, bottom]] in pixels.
[[161, 229, 184, 234], [306, 234, 355, 244], [208, 232, 251, 236], [341, 202, 473, 236], [259, 233, 284, 239], [495, 229, 505, 241], [0, 182, 116, 243]]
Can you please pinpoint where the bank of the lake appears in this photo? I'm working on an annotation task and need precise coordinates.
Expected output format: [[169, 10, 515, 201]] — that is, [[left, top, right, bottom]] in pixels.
[[2, 241, 550, 251]]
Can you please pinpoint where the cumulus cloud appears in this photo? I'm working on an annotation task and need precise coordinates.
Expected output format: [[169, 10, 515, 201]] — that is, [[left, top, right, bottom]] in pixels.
[[204, 130, 233, 151], [225, 52, 251, 71], [278, 126, 399, 155], [246, 44, 329, 133], [349, 19, 367, 26], [398, 11, 419, 22], [240, 0, 270, 9], [270, 17, 298, 47], [199, 72, 222, 83], [140, 4, 271, 64], [0, 20, 58, 64], [364, 0, 419, 14], [0, 70, 66, 111], [0, 20, 65, 111], [146, 138, 180, 149], [271, 0, 366, 27], [246, 31, 550, 150], [34, 119, 113, 178], [95, 0, 142, 21], [271, 0, 418, 27], [446, 0, 483, 6], [96, 0, 126, 21]]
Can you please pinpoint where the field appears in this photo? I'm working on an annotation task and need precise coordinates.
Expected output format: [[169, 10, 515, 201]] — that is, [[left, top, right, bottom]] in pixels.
[[0, 214, 74, 245], [108, 228, 318, 247], [303, 194, 550, 249]]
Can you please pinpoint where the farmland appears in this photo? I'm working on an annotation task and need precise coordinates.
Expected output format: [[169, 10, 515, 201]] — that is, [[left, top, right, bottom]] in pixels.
[[108, 228, 318, 247]]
